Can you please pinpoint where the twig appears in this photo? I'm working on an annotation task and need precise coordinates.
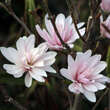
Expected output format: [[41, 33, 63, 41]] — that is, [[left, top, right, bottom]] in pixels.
[[0, 2, 31, 34], [0, 85, 28, 110], [92, 88, 109, 110], [85, 16, 93, 41], [108, 89, 110, 110], [66, 0, 86, 44], [101, 23, 110, 34], [72, 94, 80, 110], [5, 96, 27, 110]]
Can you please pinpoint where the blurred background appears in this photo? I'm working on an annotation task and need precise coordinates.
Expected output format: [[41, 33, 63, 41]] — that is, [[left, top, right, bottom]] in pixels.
[[0, 0, 109, 110]]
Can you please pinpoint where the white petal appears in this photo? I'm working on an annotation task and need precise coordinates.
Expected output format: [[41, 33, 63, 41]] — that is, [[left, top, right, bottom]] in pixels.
[[68, 83, 84, 94], [36, 25, 52, 42], [88, 55, 102, 68], [42, 66, 56, 73], [68, 55, 74, 67], [75, 50, 92, 62], [16, 35, 35, 52], [77, 22, 85, 29], [31, 68, 47, 77], [25, 74, 32, 88], [60, 68, 73, 81], [32, 43, 48, 62], [43, 51, 57, 60], [0, 47, 18, 63], [44, 58, 56, 66], [16, 37, 26, 51], [79, 27, 86, 36], [68, 44, 74, 48], [92, 61, 107, 74], [83, 91, 96, 102], [34, 60, 44, 67], [45, 14, 56, 37], [25, 34, 35, 51], [95, 82, 106, 90], [55, 13, 65, 34], [83, 84, 98, 92], [3, 64, 24, 75], [13, 73, 23, 78], [30, 71, 45, 82], [65, 16, 72, 24], [96, 75, 110, 83]]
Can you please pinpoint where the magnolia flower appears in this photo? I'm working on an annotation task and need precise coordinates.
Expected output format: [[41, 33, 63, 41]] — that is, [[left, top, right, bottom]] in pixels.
[[100, 0, 110, 12], [36, 13, 85, 50], [60, 50, 110, 102], [100, 15, 110, 39], [0, 35, 57, 87]]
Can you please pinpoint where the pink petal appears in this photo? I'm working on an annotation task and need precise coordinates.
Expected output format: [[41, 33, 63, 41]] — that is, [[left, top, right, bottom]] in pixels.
[[68, 83, 84, 93], [60, 68, 73, 81], [55, 13, 65, 35]]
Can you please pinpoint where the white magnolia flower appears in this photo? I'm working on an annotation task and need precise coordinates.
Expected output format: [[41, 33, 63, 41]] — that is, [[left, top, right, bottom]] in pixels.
[[36, 13, 85, 50], [0, 34, 57, 87], [60, 50, 110, 102]]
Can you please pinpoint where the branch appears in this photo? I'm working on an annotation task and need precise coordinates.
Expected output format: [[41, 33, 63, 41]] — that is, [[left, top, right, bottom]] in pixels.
[[0, 2, 31, 34], [0, 85, 28, 110], [92, 88, 109, 110], [66, 0, 86, 44], [43, 0, 71, 52]]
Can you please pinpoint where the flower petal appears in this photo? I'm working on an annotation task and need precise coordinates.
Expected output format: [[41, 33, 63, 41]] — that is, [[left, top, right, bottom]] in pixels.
[[95, 82, 106, 90], [31, 68, 47, 77], [68, 55, 74, 67], [83, 91, 96, 102], [42, 66, 56, 73], [25, 73, 32, 88], [30, 70, 45, 82], [60, 68, 73, 81], [68, 83, 84, 94], [92, 61, 107, 74], [83, 84, 97, 92], [55, 13, 65, 34], [13, 73, 23, 78], [3, 64, 24, 75], [25, 34, 35, 51], [0, 47, 18, 63]]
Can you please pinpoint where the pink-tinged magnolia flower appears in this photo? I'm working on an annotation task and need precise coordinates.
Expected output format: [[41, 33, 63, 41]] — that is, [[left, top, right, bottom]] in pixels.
[[60, 50, 110, 102], [100, 15, 110, 39], [0, 35, 57, 87], [100, 0, 110, 12], [36, 13, 85, 50]]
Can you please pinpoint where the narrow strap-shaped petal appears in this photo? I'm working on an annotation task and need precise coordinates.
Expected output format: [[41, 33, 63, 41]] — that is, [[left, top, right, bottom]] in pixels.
[[25, 73, 32, 88]]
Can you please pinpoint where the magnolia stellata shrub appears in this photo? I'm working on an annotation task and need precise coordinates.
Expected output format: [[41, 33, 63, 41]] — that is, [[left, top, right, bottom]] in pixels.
[[0, 11, 110, 104], [0, 35, 57, 87], [36, 13, 85, 50]]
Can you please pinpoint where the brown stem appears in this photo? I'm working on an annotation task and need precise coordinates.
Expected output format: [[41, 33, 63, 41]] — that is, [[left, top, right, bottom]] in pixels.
[[66, 0, 86, 44], [0, 2, 31, 34], [43, 0, 71, 52], [92, 88, 109, 110], [72, 94, 80, 110], [0, 85, 28, 110]]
